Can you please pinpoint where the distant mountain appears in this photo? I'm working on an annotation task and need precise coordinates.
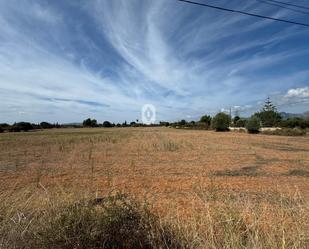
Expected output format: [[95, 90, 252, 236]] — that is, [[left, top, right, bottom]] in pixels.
[[280, 111, 309, 119]]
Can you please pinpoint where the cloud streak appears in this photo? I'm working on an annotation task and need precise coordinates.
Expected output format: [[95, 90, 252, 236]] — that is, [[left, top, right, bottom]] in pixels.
[[0, 0, 308, 123]]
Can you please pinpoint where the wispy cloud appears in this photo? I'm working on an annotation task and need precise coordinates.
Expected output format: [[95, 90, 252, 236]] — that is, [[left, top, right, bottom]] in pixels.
[[0, 0, 308, 123]]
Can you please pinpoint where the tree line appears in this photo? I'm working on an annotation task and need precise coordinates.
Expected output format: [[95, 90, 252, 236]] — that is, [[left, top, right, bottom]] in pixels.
[[182, 97, 309, 134], [1, 98, 308, 133]]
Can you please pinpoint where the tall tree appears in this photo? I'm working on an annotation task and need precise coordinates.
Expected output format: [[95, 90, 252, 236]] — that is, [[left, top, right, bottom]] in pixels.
[[262, 97, 276, 112], [83, 118, 97, 127], [255, 97, 281, 127], [211, 112, 230, 131]]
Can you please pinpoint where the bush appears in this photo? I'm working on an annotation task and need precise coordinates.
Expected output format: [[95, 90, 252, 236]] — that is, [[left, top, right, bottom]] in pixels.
[[200, 115, 212, 126], [279, 117, 309, 129], [83, 118, 98, 127], [179, 120, 186, 126], [0, 127, 3, 133], [233, 115, 240, 125], [9, 125, 21, 132], [15, 122, 34, 131], [255, 111, 281, 127], [262, 128, 306, 136], [40, 122, 53, 129], [235, 119, 247, 127], [103, 121, 112, 128], [211, 112, 230, 131], [0, 123, 10, 129], [246, 116, 261, 134], [159, 121, 170, 127]]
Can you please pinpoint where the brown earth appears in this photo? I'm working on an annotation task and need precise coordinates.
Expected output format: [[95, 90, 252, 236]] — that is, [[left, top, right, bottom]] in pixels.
[[0, 127, 308, 206]]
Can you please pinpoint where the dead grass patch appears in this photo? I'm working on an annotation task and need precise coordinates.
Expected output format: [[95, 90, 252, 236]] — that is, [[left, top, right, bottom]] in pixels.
[[212, 165, 263, 177], [286, 169, 309, 177], [1, 127, 309, 248]]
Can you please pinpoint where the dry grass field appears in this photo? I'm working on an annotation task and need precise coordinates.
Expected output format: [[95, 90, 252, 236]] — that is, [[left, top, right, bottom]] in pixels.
[[0, 127, 308, 248]]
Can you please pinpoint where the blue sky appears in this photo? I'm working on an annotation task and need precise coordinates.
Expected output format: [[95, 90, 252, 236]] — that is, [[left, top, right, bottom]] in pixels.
[[0, 0, 309, 123]]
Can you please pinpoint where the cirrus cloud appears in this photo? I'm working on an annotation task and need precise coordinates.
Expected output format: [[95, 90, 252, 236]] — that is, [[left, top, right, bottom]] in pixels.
[[0, 0, 309, 123]]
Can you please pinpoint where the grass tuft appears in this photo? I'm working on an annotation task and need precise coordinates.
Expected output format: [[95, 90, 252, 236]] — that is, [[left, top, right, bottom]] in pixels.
[[0, 191, 186, 249]]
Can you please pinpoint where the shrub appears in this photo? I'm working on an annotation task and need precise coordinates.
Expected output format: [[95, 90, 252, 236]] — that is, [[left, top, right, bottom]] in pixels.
[[103, 121, 112, 127], [255, 111, 282, 127], [179, 120, 186, 126], [246, 116, 261, 134], [0, 127, 3, 133], [235, 119, 247, 127], [13, 122, 34, 131], [83, 118, 98, 127], [159, 121, 170, 127], [9, 125, 21, 132], [211, 112, 230, 131], [262, 128, 306, 136], [279, 117, 309, 129], [200, 115, 212, 126], [40, 122, 53, 129], [233, 115, 240, 124], [0, 123, 10, 129], [254, 97, 281, 127]]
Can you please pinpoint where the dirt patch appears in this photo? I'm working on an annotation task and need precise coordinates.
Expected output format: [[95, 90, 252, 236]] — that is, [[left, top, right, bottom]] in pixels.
[[213, 165, 264, 177], [286, 169, 309, 177]]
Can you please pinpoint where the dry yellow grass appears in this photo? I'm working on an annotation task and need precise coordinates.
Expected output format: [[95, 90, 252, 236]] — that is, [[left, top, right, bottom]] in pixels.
[[0, 127, 308, 248]]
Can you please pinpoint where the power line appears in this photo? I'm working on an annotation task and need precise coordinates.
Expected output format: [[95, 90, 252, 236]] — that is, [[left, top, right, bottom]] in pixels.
[[256, 0, 309, 15], [265, 0, 309, 11], [177, 0, 309, 27]]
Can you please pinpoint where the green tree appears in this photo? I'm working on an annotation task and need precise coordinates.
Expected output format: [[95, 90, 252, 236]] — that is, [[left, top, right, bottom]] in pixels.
[[83, 118, 97, 127], [211, 112, 230, 131], [280, 117, 309, 129], [200, 115, 212, 126], [233, 116, 240, 125], [103, 121, 112, 127], [91, 119, 97, 127], [15, 122, 34, 131], [40, 122, 53, 129], [83, 118, 92, 127], [255, 97, 281, 127], [179, 120, 186, 126], [246, 116, 261, 134], [235, 119, 247, 128], [262, 97, 276, 112]]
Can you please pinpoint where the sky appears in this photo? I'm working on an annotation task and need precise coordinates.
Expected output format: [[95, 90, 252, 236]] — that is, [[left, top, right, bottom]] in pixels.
[[0, 0, 309, 124]]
